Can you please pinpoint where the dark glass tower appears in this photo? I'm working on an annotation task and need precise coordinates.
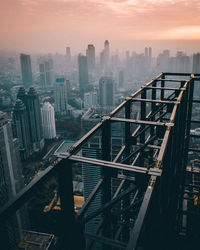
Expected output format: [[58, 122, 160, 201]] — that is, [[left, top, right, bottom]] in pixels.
[[17, 87, 27, 105], [26, 87, 44, 152], [86, 44, 95, 71], [99, 76, 114, 107], [39, 58, 54, 88], [20, 54, 33, 88], [13, 99, 32, 160], [78, 54, 89, 98]]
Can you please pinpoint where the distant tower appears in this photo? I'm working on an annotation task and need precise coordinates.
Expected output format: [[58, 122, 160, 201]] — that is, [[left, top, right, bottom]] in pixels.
[[78, 54, 89, 97], [26, 87, 44, 152], [84, 92, 98, 109], [66, 47, 71, 64], [20, 54, 33, 88], [104, 40, 110, 68], [99, 76, 114, 107], [41, 102, 56, 139], [86, 44, 95, 71], [39, 58, 54, 88], [145, 47, 148, 58], [118, 70, 124, 88], [54, 78, 68, 116], [192, 53, 200, 73], [13, 99, 32, 160]]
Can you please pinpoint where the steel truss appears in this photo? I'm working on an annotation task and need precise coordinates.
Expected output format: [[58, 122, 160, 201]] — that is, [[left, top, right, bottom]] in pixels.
[[1, 73, 200, 250]]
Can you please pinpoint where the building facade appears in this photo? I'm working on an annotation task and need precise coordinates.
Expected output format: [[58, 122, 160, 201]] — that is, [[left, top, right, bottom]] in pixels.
[[54, 78, 68, 116], [20, 54, 33, 88], [26, 87, 44, 152], [39, 58, 54, 88], [86, 44, 95, 71], [99, 76, 114, 107], [13, 99, 32, 160], [41, 102, 56, 139], [78, 54, 89, 97]]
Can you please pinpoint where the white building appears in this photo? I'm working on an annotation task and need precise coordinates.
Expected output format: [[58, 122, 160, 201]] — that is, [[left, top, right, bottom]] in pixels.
[[41, 102, 56, 139], [54, 78, 68, 115], [84, 92, 98, 109]]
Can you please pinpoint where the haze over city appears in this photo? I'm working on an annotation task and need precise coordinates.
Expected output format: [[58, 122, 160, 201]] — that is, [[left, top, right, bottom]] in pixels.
[[1, 0, 200, 54]]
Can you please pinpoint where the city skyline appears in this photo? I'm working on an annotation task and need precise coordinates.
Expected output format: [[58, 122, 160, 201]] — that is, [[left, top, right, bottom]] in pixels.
[[1, 0, 200, 53]]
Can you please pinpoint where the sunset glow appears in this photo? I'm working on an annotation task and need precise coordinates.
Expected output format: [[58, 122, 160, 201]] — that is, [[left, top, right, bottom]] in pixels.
[[1, 0, 200, 52]]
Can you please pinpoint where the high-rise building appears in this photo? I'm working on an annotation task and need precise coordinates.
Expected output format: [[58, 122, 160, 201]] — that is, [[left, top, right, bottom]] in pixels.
[[86, 44, 95, 71], [41, 102, 56, 139], [99, 76, 114, 107], [0, 111, 24, 249], [104, 40, 110, 66], [54, 78, 68, 116], [66, 47, 71, 65], [20, 54, 33, 88], [78, 54, 89, 97], [192, 53, 200, 73], [39, 58, 54, 88], [118, 70, 124, 88], [13, 99, 32, 160], [17, 87, 27, 105], [26, 87, 44, 152], [83, 92, 98, 109]]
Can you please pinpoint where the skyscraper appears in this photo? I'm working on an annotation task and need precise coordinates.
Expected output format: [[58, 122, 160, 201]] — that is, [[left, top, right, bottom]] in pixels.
[[17, 87, 27, 105], [13, 99, 32, 160], [104, 40, 110, 66], [0, 111, 24, 249], [66, 47, 71, 64], [54, 78, 68, 116], [20, 54, 33, 88], [99, 40, 110, 71], [39, 58, 54, 88], [99, 76, 114, 107], [78, 54, 89, 97], [26, 87, 44, 152], [192, 53, 200, 73], [86, 44, 95, 71], [118, 70, 124, 88], [83, 92, 98, 109], [41, 102, 56, 139]]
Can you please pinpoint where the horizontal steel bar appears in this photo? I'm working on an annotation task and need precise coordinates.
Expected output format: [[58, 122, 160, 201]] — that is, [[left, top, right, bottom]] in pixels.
[[68, 155, 162, 176], [131, 98, 180, 104], [159, 79, 186, 82], [145, 86, 185, 90], [163, 72, 197, 76], [192, 100, 200, 103], [188, 148, 200, 152], [111, 117, 171, 127], [191, 120, 200, 124], [186, 167, 200, 174]]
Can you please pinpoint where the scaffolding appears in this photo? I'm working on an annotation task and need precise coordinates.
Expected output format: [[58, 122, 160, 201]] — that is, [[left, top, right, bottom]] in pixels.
[[1, 72, 200, 250]]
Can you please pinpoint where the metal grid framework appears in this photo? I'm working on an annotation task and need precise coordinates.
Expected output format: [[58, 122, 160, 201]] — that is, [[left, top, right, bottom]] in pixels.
[[1, 72, 200, 250]]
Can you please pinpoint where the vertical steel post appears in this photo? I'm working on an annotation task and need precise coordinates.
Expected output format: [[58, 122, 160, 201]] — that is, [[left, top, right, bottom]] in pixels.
[[140, 89, 146, 167], [160, 74, 165, 120], [101, 118, 112, 249], [58, 159, 84, 250]]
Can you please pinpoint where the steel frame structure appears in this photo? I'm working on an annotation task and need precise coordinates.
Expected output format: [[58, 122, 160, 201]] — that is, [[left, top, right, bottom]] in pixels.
[[1, 72, 200, 250]]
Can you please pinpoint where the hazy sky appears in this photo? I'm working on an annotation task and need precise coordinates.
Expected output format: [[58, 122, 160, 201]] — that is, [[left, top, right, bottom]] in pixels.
[[1, 0, 200, 54]]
